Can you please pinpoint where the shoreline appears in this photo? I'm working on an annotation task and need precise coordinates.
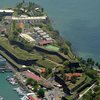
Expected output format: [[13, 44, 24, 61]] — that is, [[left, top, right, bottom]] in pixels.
[[0, 1, 100, 100]]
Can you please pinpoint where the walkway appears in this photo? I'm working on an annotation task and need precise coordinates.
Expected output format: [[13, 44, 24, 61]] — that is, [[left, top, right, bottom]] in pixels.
[[78, 83, 95, 100]]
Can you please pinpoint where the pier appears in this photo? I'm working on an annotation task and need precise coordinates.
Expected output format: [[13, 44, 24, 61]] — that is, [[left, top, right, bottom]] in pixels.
[[0, 67, 12, 72]]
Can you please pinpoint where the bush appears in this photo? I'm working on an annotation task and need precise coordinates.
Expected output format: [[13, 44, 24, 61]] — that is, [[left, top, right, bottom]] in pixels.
[[37, 88, 45, 98], [71, 76, 77, 84], [26, 78, 35, 85]]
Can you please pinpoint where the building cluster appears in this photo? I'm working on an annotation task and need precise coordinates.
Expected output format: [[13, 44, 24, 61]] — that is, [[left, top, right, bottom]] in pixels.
[[19, 26, 53, 46], [0, 8, 47, 24], [33, 27, 53, 46]]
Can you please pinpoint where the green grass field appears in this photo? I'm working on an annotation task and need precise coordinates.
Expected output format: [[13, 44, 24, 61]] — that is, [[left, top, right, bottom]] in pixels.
[[44, 45, 59, 52]]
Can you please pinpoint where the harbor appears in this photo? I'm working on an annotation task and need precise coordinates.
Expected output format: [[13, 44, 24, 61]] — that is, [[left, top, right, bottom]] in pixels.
[[0, 72, 21, 100]]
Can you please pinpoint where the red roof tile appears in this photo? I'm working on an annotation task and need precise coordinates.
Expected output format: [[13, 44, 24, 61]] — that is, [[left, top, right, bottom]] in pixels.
[[25, 70, 41, 81], [39, 40, 53, 45], [65, 73, 81, 77], [28, 95, 35, 100]]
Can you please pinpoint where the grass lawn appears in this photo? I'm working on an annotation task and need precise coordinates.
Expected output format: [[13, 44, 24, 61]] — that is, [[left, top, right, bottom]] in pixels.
[[0, 49, 22, 69], [46, 54, 63, 63], [36, 59, 57, 68], [0, 37, 41, 60], [44, 45, 59, 52], [67, 74, 86, 89]]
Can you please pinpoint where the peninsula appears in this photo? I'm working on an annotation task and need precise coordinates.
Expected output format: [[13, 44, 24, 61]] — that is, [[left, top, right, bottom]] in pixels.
[[0, 1, 100, 100]]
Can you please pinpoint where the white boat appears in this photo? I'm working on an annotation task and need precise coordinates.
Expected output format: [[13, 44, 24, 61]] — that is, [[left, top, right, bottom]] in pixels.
[[13, 87, 26, 96], [20, 96, 28, 100], [6, 76, 18, 85]]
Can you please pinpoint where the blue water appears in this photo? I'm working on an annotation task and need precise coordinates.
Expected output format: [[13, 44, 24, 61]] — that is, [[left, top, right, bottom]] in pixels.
[[0, 0, 100, 61], [0, 73, 20, 100]]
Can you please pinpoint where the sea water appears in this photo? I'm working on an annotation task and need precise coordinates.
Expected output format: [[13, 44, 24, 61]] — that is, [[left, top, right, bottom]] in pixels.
[[0, 0, 100, 62], [0, 72, 20, 100]]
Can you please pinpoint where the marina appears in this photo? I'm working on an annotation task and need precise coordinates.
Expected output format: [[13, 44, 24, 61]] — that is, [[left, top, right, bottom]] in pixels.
[[0, 72, 22, 100]]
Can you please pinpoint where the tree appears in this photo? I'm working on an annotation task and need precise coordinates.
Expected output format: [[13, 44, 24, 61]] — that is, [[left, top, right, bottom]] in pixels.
[[60, 47, 68, 55], [63, 61, 69, 66], [86, 58, 95, 68], [95, 62, 99, 67], [17, 28, 22, 33], [70, 67, 76, 73], [98, 64, 100, 69], [26, 78, 35, 85], [37, 88, 45, 98], [12, 21, 16, 32], [86, 69, 97, 79], [71, 76, 77, 84]]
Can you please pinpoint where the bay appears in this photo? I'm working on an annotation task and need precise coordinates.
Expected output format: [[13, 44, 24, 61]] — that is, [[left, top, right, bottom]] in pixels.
[[0, 0, 100, 62]]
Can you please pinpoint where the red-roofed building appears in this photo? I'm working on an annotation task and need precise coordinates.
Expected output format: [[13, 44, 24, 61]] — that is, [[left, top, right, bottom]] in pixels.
[[17, 22, 24, 29], [27, 93, 41, 100], [65, 73, 81, 81], [28, 95, 35, 100], [40, 68, 46, 73], [39, 40, 53, 46], [24, 70, 41, 81]]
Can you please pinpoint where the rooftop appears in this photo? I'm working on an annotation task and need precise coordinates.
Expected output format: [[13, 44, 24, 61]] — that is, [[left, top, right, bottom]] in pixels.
[[0, 9, 14, 13], [20, 33, 35, 42], [24, 70, 41, 81], [39, 40, 53, 45], [5, 16, 47, 20]]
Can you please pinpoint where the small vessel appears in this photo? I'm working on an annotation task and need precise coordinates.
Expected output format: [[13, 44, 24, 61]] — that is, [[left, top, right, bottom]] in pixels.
[[20, 95, 28, 100], [13, 87, 26, 96], [6, 76, 18, 85]]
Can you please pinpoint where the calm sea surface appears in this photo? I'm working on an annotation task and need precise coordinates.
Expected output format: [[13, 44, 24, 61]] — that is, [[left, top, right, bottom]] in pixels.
[[0, 73, 20, 100], [0, 0, 100, 62]]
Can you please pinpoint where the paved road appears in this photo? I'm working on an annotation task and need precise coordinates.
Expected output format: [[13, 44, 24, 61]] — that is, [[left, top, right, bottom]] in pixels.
[[78, 84, 95, 100]]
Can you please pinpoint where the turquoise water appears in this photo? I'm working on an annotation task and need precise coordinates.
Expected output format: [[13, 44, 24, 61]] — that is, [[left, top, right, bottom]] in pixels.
[[0, 0, 100, 62], [0, 73, 20, 100]]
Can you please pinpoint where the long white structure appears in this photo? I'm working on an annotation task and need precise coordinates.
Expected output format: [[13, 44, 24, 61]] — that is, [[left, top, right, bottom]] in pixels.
[[20, 33, 35, 42], [5, 15, 47, 24], [0, 9, 14, 16], [0, 9, 14, 13]]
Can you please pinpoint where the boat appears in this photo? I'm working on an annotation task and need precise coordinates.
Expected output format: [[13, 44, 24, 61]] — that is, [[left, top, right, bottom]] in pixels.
[[20, 95, 29, 100], [13, 87, 26, 96], [6, 76, 18, 85]]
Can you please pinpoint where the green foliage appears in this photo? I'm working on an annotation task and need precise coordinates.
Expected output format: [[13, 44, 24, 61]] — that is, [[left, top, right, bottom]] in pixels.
[[93, 86, 100, 93], [71, 76, 77, 84], [86, 69, 97, 79], [12, 21, 16, 32], [37, 59, 57, 68], [26, 78, 35, 85], [63, 60, 69, 66], [82, 86, 100, 100], [37, 88, 45, 98], [0, 37, 40, 60], [60, 46, 68, 55], [86, 58, 95, 67], [17, 28, 22, 33]]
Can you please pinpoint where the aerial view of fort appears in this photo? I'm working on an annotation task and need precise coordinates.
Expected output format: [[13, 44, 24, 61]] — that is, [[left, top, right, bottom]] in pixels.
[[0, 1, 100, 100]]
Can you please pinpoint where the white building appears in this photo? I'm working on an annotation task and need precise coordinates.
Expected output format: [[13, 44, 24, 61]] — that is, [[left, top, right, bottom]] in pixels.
[[20, 33, 35, 43], [5, 15, 47, 24], [0, 9, 14, 16]]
